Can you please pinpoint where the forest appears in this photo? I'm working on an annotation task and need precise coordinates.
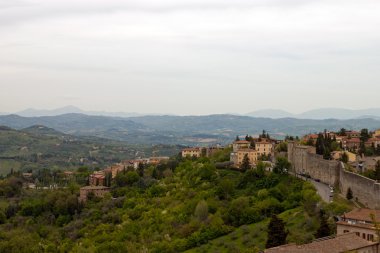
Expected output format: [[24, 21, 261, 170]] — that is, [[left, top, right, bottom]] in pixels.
[[0, 150, 351, 253]]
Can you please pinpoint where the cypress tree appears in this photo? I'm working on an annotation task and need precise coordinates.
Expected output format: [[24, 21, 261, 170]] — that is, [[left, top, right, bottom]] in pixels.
[[346, 187, 353, 200], [266, 215, 288, 249], [241, 154, 250, 172], [315, 210, 331, 238]]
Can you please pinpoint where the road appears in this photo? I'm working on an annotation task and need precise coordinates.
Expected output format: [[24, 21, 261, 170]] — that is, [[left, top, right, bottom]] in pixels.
[[295, 174, 333, 202], [309, 179, 333, 203]]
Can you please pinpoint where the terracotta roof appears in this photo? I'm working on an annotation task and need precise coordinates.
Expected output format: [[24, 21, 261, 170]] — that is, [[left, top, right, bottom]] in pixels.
[[182, 148, 201, 152], [343, 208, 380, 223], [346, 138, 361, 143], [265, 233, 378, 253], [234, 140, 250, 144]]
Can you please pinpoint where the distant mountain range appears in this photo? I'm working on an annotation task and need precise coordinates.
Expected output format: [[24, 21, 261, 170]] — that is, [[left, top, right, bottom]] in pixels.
[[13, 105, 145, 118], [246, 108, 380, 120], [0, 113, 380, 145], [4, 106, 380, 120]]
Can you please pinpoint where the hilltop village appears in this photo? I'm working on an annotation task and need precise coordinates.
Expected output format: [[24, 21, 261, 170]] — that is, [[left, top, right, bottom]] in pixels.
[[71, 127, 380, 251], [3, 127, 380, 252]]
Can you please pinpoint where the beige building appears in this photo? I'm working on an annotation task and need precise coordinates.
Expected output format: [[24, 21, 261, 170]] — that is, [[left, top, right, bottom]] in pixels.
[[374, 129, 380, 138], [181, 148, 202, 158], [265, 233, 379, 253], [232, 140, 250, 152], [255, 141, 273, 156], [79, 186, 110, 202], [230, 148, 258, 168], [337, 208, 380, 242]]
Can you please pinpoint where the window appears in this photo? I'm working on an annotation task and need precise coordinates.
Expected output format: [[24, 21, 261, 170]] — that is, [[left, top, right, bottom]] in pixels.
[[344, 230, 349, 233]]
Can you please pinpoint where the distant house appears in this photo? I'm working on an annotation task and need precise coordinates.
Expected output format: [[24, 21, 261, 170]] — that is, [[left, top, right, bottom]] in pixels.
[[374, 129, 380, 138], [346, 131, 361, 139], [22, 173, 33, 180], [230, 148, 258, 168], [331, 151, 357, 162], [232, 140, 250, 152], [303, 134, 319, 144], [337, 208, 380, 242], [255, 141, 274, 157], [181, 148, 202, 158], [148, 157, 170, 165], [89, 171, 106, 186], [79, 186, 110, 202], [343, 138, 361, 151], [265, 233, 379, 253], [365, 138, 380, 148]]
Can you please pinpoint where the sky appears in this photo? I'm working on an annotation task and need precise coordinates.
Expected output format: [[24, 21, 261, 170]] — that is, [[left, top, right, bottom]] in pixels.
[[0, 0, 380, 115]]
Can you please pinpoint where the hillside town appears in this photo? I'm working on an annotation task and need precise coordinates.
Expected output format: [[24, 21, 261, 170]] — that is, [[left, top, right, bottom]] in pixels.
[[180, 128, 380, 252], [6, 127, 380, 252]]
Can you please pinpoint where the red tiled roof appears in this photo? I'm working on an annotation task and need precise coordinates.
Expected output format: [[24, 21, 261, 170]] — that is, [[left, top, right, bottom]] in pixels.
[[343, 208, 380, 223], [265, 233, 378, 253], [346, 138, 361, 143], [234, 140, 250, 144]]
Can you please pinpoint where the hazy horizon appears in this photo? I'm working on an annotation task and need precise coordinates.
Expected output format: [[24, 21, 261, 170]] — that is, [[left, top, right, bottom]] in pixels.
[[1, 0, 380, 115]]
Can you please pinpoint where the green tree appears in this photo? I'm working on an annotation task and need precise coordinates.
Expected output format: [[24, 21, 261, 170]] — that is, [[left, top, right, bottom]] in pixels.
[[265, 215, 288, 249], [235, 135, 240, 141], [273, 157, 291, 174], [341, 152, 349, 163], [346, 187, 353, 200], [360, 128, 370, 142], [241, 154, 251, 172], [194, 200, 209, 222], [216, 179, 234, 200], [339, 128, 347, 136], [375, 161, 380, 181], [315, 210, 331, 238]]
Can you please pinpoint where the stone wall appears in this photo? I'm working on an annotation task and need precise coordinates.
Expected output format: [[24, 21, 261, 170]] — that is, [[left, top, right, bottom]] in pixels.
[[288, 142, 380, 209], [288, 142, 339, 186], [339, 164, 380, 209]]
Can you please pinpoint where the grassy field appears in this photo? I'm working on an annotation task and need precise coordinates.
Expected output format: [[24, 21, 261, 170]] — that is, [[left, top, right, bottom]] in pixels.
[[186, 207, 319, 253], [0, 159, 22, 175]]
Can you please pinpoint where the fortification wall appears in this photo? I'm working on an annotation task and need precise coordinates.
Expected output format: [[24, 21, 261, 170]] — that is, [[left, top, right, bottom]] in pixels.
[[288, 142, 380, 209], [339, 164, 380, 209], [288, 142, 338, 186], [307, 153, 339, 186]]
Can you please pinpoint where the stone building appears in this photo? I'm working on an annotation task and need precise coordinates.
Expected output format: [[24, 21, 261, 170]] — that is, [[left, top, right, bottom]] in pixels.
[[181, 148, 202, 158], [230, 148, 258, 167], [79, 186, 110, 202], [337, 208, 380, 242], [265, 233, 379, 253], [255, 141, 273, 157], [232, 140, 250, 152]]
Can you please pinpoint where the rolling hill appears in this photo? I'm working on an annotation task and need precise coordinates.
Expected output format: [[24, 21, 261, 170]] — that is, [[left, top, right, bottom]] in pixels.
[[0, 114, 380, 146]]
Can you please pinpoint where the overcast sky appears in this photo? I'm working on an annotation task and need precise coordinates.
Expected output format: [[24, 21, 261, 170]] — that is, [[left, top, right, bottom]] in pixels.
[[0, 0, 379, 115]]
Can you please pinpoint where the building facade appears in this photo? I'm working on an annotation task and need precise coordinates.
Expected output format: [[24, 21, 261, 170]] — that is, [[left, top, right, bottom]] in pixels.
[[337, 208, 380, 242]]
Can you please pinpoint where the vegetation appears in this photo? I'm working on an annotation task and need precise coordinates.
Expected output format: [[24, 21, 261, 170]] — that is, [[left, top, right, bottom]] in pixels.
[[265, 215, 288, 248], [0, 151, 331, 252], [0, 126, 181, 176], [315, 131, 339, 159]]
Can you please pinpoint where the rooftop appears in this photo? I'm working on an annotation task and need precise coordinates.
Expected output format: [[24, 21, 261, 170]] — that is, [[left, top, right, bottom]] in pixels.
[[265, 233, 378, 253], [342, 208, 380, 223], [233, 140, 250, 144]]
